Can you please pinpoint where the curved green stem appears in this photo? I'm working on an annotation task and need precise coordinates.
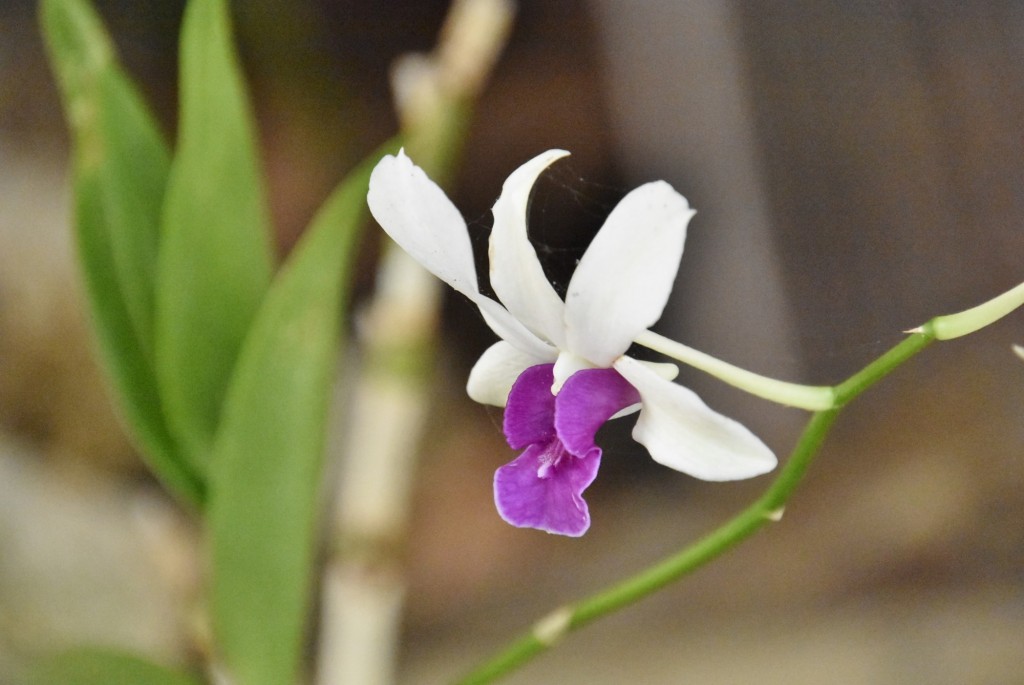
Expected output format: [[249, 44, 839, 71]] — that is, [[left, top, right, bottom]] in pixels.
[[832, 331, 932, 406], [455, 331, 935, 685], [634, 279, 1024, 408], [927, 280, 1024, 340], [456, 280, 1024, 684], [634, 330, 835, 410]]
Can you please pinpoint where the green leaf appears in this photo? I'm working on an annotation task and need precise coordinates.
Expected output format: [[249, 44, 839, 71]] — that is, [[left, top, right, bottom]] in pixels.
[[156, 0, 274, 471], [40, 0, 204, 507], [207, 144, 394, 685], [29, 647, 200, 685]]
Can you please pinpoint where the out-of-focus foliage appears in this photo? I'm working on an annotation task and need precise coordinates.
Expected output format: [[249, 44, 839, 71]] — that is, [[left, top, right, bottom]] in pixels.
[[41, 0, 399, 682], [155, 0, 273, 472], [207, 142, 395, 685], [40, 0, 201, 506], [29, 648, 200, 685]]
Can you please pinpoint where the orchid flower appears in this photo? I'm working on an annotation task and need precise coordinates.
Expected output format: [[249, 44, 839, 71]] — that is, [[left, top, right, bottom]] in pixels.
[[367, 149, 776, 536]]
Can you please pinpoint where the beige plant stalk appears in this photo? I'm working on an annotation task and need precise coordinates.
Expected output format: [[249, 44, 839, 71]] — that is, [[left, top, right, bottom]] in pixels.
[[315, 3, 515, 684]]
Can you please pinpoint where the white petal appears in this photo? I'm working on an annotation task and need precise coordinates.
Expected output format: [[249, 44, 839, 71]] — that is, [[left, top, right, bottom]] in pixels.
[[552, 350, 595, 392], [602, 360, 675, 420], [467, 341, 552, 406], [640, 360, 679, 381], [488, 149, 570, 346], [474, 295, 558, 361], [614, 356, 776, 481], [367, 150, 479, 299], [565, 182, 694, 365]]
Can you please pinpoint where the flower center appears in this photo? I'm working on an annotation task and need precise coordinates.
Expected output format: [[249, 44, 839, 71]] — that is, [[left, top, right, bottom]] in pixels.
[[535, 438, 569, 479]]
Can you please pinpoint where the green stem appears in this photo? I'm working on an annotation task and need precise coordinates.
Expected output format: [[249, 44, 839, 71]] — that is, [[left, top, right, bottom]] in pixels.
[[455, 277, 1024, 684], [455, 328, 938, 685], [833, 330, 933, 406], [928, 280, 1024, 340], [635, 330, 835, 410]]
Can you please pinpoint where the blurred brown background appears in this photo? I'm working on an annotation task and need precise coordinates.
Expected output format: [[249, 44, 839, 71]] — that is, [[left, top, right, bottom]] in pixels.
[[1, 1, 1023, 683]]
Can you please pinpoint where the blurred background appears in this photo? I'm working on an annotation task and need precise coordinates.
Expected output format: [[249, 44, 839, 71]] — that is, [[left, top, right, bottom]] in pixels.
[[2, 1, 1023, 683]]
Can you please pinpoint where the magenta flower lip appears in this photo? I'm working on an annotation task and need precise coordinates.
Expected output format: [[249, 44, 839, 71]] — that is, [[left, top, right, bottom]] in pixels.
[[495, 364, 639, 536]]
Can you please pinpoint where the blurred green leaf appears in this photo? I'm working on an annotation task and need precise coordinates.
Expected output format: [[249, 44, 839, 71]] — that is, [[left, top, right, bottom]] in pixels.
[[156, 0, 274, 471], [30, 647, 200, 685], [207, 143, 395, 685], [40, 0, 204, 507]]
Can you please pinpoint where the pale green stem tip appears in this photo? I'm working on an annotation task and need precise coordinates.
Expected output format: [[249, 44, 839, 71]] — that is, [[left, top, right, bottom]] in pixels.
[[634, 330, 835, 411], [922, 281, 1024, 340], [533, 607, 572, 646]]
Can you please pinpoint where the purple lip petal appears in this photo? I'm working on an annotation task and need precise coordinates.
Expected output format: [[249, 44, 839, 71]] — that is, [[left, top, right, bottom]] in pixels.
[[502, 363, 557, 449], [494, 439, 601, 537], [555, 368, 640, 458], [495, 365, 639, 536]]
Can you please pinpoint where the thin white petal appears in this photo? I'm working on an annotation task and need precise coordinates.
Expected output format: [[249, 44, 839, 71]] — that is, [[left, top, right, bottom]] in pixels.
[[467, 341, 551, 406], [565, 182, 694, 365], [614, 356, 776, 481], [367, 150, 479, 299], [474, 295, 558, 361], [489, 149, 570, 346]]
